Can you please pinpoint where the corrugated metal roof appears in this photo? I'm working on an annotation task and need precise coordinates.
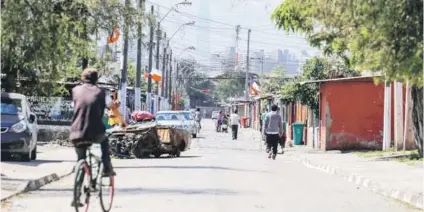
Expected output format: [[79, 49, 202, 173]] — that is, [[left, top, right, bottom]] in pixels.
[[300, 76, 380, 84]]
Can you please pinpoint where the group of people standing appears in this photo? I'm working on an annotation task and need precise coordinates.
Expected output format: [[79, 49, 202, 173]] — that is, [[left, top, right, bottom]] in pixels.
[[215, 109, 242, 140], [260, 104, 285, 160]]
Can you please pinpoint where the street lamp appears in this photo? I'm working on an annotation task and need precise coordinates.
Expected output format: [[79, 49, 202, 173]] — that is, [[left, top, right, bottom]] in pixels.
[[167, 21, 195, 47], [158, 1, 192, 24], [177, 46, 195, 57]]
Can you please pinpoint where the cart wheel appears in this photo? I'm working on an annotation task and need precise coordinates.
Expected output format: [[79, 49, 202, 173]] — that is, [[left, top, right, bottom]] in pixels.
[[175, 149, 181, 157]]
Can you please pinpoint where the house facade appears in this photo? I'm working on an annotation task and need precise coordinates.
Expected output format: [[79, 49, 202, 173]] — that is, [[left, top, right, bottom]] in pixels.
[[285, 77, 416, 151]]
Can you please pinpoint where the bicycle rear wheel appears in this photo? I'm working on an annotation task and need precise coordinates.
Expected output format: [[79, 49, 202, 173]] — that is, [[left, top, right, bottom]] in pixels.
[[73, 160, 91, 212], [98, 164, 115, 212]]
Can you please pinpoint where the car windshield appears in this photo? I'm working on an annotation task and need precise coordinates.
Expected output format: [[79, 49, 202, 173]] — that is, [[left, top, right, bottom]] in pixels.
[[156, 113, 182, 121], [1, 97, 22, 115], [180, 112, 192, 120]]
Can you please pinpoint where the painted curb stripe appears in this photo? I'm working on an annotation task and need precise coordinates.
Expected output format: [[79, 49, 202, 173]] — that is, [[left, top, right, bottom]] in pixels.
[[1, 171, 72, 202], [291, 155, 423, 209]]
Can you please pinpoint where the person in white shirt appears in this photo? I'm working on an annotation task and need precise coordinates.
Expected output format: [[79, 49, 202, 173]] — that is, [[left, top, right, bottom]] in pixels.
[[230, 109, 241, 140]]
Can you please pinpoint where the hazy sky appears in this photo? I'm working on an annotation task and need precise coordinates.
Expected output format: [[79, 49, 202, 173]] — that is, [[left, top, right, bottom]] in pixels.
[[143, 0, 319, 64]]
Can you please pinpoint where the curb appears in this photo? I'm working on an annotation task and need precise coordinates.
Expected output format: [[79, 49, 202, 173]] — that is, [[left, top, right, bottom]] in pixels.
[[291, 155, 423, 209], [1, 170, 73, 202]]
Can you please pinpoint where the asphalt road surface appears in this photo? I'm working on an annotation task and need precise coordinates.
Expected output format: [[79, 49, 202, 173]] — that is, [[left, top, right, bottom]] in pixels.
[[1, 120, 419, 212]]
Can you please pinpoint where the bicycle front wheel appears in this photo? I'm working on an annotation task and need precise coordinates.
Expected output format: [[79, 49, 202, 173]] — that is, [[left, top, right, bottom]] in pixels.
[[98, 164, 115, 212], [73, 160, 91, 212]]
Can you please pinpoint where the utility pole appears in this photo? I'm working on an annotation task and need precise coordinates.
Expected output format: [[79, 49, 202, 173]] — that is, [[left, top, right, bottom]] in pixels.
[[164, 52, 169, 99], [147, 5, 154, 113], [260, 56, 264, 75], [161, 34, 167, 97], [120, 0, 131, 120], [135, 0, 145, 111], [245, 29, 251, 101], [168, 50, 173, 106], [155, 22, 161, 95], [235, 25, 241, 71]]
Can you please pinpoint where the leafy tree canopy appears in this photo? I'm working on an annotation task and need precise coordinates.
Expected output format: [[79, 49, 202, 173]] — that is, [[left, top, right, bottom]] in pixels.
[[1, 0, 139, 95], [272, 0, 423, 86], [260, 65, 286, 95], [279, 57, 360, 114]]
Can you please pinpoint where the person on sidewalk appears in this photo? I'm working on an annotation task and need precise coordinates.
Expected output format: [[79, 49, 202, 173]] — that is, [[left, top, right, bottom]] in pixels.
[[260, 108, 268, 132], [107, 90, 126, 127], [262, 104, 283, 160], [70, 68, 116, 207], [230, 109, 241, 140]]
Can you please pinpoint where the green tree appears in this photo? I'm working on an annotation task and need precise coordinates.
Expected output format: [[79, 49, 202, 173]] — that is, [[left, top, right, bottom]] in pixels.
[[279, 57, 360, 115], [214, 71, 245, 102], [176, 59, 215, 105], [260, 66, 286, 94], [1, 0, 138, 95], [272, 0, 423, 155]]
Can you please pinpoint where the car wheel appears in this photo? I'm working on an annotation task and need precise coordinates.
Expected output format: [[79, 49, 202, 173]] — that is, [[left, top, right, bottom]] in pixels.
[[154, 153, 161, 158], [31, 146, 37, 160], [192, 134, 197, 138], [21, 151, 31, 162], [1, 153, 12, 161]]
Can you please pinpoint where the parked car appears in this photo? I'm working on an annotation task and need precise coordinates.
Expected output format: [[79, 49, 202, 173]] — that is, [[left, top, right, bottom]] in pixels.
[[155, 111, 192, 148], [211, 111, 219, 120], [1, 92, 38, 161], [179, 111, 200, 138]]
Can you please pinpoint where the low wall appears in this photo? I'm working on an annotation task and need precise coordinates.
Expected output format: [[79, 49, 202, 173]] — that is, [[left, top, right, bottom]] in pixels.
[[38, 125, 70, 142]]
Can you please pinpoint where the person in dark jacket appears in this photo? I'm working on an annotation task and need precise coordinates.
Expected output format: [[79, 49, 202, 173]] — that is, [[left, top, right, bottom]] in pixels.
[[70, 68, 116, 177]]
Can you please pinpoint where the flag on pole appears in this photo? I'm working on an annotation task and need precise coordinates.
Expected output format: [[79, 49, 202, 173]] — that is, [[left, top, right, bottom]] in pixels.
[[250, 79, 261, 95]]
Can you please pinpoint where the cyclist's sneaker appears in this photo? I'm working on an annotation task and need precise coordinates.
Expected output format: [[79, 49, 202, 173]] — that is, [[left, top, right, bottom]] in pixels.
[[71, 199, 84, 207], [102, 168, 116, 177]]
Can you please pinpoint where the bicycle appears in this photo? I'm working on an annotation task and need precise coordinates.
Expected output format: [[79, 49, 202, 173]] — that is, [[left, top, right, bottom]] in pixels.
[[73, 144, 115, 212]]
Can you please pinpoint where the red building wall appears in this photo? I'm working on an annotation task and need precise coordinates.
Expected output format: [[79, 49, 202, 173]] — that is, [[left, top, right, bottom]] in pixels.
[[319, 79, 386, 150]]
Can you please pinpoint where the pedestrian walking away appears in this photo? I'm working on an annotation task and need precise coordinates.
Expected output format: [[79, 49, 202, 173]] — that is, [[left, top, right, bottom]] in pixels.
[[262, 104, 282, 160], [195, 108, 202, 129], [230, 109, 240, 140]]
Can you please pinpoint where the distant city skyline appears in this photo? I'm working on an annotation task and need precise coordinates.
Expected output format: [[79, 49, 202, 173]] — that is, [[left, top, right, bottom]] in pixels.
[[104, 0, 322, 75]]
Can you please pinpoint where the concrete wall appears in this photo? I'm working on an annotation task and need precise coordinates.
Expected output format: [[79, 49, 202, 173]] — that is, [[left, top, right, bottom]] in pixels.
[[38, 125, 70, 142]]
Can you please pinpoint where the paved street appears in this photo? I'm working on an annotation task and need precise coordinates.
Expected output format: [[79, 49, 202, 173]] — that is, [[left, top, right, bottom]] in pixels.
[[1, 120, 420, 212]]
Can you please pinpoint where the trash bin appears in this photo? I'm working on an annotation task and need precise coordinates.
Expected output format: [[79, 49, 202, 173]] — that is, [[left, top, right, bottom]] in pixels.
[[292, 122, 305, 145], [241, 117, 248, 128]]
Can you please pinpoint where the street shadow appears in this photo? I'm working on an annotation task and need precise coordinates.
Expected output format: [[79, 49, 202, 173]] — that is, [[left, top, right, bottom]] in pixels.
[[114, 165, 269, 173], [39, 187, 248, 196], [146, 155, 202, 160], [1, 159, 75, 167]]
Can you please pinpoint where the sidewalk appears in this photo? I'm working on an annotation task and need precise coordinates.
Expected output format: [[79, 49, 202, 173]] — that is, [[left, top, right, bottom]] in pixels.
[[286, 146, 423, 209], [1, 145, 77, 201], [241, 127, 423, 208]]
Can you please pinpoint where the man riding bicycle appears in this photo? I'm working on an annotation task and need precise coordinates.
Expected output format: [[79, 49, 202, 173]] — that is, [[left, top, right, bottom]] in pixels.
[[70, 68, 116, 206]]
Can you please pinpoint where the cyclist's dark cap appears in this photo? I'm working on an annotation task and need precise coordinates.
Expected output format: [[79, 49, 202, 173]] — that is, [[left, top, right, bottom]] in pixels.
[[81, 68, 98, 84]]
